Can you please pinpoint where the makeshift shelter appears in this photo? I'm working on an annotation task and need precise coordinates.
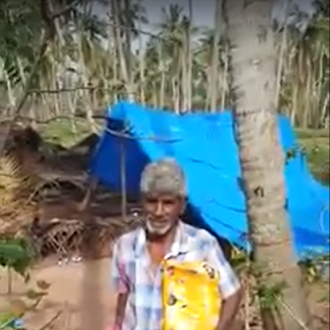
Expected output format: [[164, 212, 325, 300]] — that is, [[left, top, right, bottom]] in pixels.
[[89, 101, 329, 259]]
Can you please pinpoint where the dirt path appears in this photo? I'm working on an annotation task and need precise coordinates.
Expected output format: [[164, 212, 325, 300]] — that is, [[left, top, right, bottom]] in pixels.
[[0, 259, 328, 330], [0, 259, 115, 330]]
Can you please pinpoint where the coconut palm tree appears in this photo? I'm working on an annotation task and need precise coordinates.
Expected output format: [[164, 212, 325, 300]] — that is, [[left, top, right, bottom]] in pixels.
[[145, 4, 200, 112], [0, 0, 41, 97], [278, 2, 329, 128], [223, 0, 312, 329]]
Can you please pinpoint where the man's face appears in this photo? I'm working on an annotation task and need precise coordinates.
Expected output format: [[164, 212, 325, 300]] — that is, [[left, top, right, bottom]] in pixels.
[[142, 193, 185, 236]]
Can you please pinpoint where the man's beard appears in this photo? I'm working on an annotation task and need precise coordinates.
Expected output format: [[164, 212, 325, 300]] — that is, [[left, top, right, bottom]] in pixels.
[[145, 219, 173, 236]]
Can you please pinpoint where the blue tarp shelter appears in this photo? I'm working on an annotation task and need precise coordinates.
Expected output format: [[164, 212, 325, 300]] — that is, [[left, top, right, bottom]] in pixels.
[[89, 101, 329, 259]]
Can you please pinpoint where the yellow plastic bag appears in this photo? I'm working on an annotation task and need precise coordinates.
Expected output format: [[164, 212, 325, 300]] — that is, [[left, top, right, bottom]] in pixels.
[[162, 260, 222, 330]]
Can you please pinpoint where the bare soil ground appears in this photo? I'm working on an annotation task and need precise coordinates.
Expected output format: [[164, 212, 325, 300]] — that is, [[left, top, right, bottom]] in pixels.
[[0, 259, 328, 330], [0, 259, 115, 330]]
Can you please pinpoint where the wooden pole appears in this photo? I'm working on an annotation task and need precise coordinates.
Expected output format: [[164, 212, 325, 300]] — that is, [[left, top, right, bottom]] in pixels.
[[78, 176, 98, 213], [120, 134, 127, 221]]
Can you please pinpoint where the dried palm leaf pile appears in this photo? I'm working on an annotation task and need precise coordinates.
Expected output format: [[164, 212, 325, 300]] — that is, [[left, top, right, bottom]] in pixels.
[[26, 211, 143, 261], [0, 155, 36, 235], [0, 125, 142, 261]]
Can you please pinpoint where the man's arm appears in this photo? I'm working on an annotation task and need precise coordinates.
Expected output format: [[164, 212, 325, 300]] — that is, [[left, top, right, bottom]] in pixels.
[[113, 293, 129, 329], [217, 288, 243, 330], [110, 240, 130, 330], [206, 238, 243, 330]]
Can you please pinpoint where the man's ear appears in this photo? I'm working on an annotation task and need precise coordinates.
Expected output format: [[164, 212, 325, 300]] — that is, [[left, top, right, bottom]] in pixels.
[[180, 198, 187, 215]]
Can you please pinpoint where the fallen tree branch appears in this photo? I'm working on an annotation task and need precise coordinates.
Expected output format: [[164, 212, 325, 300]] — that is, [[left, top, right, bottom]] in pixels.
[[0, 113, 106, 125], [102, 126, 179, 142], [51, 0, 81, 19], [27, 85, 118, 94], [0, 115, 178, 142], [105, 19, 181, 45], [36, 310, 63, 330]]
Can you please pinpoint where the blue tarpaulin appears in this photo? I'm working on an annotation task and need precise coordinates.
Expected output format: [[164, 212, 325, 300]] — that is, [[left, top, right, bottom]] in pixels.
[[89, 101, 329, 259]]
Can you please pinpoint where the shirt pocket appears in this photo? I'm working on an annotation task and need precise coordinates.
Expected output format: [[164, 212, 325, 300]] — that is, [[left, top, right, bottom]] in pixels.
[[179, 250, 205, 263]]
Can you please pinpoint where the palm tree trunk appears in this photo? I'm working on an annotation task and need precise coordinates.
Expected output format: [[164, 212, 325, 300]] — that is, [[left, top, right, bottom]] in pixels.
[[152, 81, 157, 106], [275, 19, 288, 109], [210, 0, 222, 112], [4, 71, 15, 109], [123, 0, 133, 85], [77, 32, 96, 133], [160, 69, 166, 109], [321, 93, 329, 126], [157, 41, 165, 108], [172, 77, 180, 113], [111, 0, 129, 89], [205, 67, 212, 110], [224, 1, 312, 330], [108, 5, 118, 101], [220, 44, 229, 110], [291, 84, 298, 125], [181, 44, 188, 111], [138, 20, 145, 104], [314, 44, 324, 127], [186, 0, 193, 111], [303, 60, 313, 128]]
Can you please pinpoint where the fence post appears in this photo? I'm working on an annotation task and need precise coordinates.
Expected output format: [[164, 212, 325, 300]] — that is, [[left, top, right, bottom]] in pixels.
[[120, 132, 127, 221]]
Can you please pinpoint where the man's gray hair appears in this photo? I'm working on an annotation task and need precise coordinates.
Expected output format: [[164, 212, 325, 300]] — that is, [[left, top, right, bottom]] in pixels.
[[140, 158, 186, 196]]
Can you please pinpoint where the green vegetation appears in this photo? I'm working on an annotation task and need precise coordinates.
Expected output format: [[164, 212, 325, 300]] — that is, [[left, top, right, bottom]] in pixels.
[[0, 238, 51, 329], [39, 118, 93, 148], [0, 0, 328, 129], [0, 238, 33, 277], [0, 238, 34, 329], [0, 279, 50, 330], [298, 131, 329, 185]]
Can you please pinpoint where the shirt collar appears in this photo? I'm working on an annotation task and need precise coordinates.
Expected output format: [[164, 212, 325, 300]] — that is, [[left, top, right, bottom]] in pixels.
[[135, 221, 191, 259]]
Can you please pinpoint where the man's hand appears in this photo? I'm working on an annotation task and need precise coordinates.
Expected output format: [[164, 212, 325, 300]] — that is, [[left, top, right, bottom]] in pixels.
[[217, 287, 244, 330]]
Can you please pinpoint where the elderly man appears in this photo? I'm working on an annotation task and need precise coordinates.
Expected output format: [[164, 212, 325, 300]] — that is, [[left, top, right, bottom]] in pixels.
[[110, 158, 242, 330]]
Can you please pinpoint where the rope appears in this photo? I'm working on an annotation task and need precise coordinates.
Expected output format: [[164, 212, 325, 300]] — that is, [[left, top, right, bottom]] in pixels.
[[240, 240, 319, 330], [278, 298, 311, 330], [320, 204, 329, 239]]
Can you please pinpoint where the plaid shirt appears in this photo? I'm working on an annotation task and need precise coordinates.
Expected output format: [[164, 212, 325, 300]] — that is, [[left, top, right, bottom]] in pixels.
[[111, 222, 240, 330]]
